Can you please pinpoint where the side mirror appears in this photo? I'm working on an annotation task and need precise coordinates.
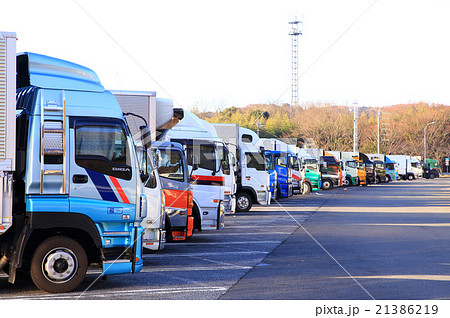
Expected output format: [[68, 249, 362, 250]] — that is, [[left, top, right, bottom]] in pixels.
[[190, 155, 199, 177], [145, 173, 157, 188]]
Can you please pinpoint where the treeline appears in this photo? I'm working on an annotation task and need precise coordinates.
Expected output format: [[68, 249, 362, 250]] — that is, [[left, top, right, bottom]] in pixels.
[[196, 102, 450, 162]]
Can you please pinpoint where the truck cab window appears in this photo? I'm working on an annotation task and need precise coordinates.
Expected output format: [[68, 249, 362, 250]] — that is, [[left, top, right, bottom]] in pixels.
[[276, 155, 287, 168], [153, 148, 185, 182], [266, 154, 274, 170], [291, 157, 300, 171], [75, 123, 132, 180], [246, 152, 266, 171]]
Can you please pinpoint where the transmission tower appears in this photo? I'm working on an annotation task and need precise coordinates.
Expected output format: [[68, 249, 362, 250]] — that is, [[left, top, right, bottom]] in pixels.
[[289, 17, 303, 106]]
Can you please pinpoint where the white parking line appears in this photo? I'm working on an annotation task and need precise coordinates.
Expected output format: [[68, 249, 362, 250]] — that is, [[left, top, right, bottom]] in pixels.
[[196, 232, 293, 236], [141, 265, 253, 272], [143, 251, 269, 258], [0, 286, 228, 300], [166, 240, 281, 246]]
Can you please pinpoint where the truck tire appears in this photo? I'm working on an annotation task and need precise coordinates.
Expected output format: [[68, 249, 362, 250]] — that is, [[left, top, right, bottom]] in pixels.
[[322, 179, 332, 190], [236, 192, 252, 212], [302, 182, 311, 195], [30, 236, 88, 293], [408, 174, 414, 180], [165, 215, 173, 242], [385, 175, 391, 183], [376, 176, 381, 184], [429, 173, 436, 179], [344, 177, 352, 186]]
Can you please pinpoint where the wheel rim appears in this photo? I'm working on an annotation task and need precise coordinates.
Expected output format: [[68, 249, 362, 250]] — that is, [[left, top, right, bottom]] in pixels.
[[237, 196, 250, 210], [42, 247, 78, 283]]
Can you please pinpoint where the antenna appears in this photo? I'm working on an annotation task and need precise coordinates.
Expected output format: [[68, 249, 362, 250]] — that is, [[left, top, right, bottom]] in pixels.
[[289, 16, 303, 107]]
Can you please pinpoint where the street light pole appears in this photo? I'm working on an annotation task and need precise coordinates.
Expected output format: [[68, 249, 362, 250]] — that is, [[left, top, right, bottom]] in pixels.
[[424, 121, 436, 163]]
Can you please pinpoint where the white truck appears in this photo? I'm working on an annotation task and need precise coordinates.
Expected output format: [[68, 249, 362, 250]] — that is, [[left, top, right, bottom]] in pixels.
[[389, 155, 422, 180], [160, 110, 229, 230], [213, 124, 271, 212], [1, 32, 164, 292]]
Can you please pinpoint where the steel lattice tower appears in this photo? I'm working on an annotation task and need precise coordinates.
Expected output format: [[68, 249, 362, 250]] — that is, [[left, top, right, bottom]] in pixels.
[[289, 18, 302, 106]]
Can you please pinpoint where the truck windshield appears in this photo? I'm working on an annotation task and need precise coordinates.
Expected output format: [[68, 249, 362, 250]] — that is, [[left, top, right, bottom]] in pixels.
[[304, 159, 318, 171], [386, 163, 395, 170], [246, 152, 266, 171], [376, 163, 385, 169], [411, 162, 420, 168], [364, 164, 374, 173], [153, 148, 185, 182], [346, 161, 357, 169], [171, 139, 218, 172], [186, 143, 217, 172]]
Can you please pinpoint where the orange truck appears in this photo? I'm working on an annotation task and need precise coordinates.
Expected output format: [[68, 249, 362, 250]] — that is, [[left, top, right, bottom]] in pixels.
[[151, 141, 194, 241]]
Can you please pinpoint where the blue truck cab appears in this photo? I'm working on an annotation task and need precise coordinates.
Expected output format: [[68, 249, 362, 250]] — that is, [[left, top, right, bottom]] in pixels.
[[384, 156, 397, 182], [265, 150, 293, 199], [2, 52, 164, 293]]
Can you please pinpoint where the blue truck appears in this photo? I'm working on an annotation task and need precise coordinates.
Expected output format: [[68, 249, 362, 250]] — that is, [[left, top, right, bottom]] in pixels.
[[263, 139, 293, 199], [0, 33, 165, 293]]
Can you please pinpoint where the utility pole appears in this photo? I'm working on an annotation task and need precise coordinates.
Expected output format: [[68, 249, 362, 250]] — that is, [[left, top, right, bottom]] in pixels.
[[353, 100, 359, 152], [424, 121, 436, 162], [289, 17, 303, 107], [377, 108, 381, 154]]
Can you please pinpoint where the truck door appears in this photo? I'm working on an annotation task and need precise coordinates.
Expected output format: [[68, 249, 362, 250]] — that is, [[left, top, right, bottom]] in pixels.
[[69, 118, 137, 245], [153, 146, 190, 240]]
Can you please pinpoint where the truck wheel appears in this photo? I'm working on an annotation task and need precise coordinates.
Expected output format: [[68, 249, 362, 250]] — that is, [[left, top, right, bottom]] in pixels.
[[30, 236, 88, 293], [408, 174, 414, 180], [236, 193, 252, 212], [344, 177, 352, 186], [429, 173, 436, 179], [165, 215, 173, 242], [385, 175, 391, 183], [302, 182, 311, 195], [376, 176, 381, 184], [322, 180, 332, 190]]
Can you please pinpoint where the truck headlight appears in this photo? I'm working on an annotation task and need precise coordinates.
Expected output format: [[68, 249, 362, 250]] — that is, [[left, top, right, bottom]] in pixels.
[[219, 201, 225, 214]]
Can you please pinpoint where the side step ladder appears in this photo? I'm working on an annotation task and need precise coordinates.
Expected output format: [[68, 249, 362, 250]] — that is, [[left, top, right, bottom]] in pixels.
[[40, 91, 67, 194]]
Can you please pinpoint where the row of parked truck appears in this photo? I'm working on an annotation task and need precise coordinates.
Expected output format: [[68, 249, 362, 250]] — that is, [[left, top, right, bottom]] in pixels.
[[0, 32, 441, 293]]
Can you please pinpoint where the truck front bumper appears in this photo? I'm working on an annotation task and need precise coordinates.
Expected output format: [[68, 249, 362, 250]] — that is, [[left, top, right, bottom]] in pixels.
[[257, 190, 271, 205], [142, 228, 166, 251]]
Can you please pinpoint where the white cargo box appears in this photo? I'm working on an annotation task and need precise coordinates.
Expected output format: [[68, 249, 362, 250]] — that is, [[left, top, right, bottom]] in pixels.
[[0, 31, 16, 234]]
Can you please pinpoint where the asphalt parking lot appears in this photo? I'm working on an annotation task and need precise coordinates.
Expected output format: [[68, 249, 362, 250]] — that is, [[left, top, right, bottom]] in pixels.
[[1, 177, 449, 300]]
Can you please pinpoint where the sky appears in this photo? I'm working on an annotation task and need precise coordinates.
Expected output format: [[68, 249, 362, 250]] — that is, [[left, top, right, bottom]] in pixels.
[[1, 0, 450, 111]]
